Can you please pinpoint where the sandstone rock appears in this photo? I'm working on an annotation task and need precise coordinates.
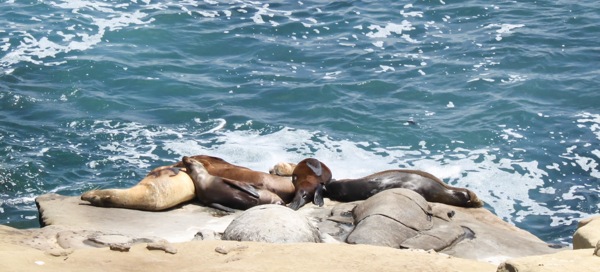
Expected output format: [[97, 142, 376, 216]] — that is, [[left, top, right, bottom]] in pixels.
[[347, 189, 465, 251], [222, 205, 321, 243], [352, 188, 433, 230], [573, 215, 600, 249], [296, 200, 356, 243], [32, 192, 559, 264], [35, 193, 238, 243], [345, 188, 558, 264], [400, 219, 465, 251], [432, 202, 559, 263], [147, 240, 178, 254], [194, 229, 220, 241], [498, 248, 600, 272], [0, 224, 101, 254], [0, 234, 498, 272]]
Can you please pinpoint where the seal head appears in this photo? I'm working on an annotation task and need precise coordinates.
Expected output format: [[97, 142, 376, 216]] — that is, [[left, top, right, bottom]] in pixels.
[[288, 158, 332, 210]]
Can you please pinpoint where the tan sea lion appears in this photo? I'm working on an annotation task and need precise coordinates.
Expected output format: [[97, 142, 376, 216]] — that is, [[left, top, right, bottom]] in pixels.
[[81, 155, 295, 211], [269, 162, 297, 176], [81, 167, 195, 211], [270, 162, 296, 176], [182, 156, 284, 212], [285, 158, 484, 210]]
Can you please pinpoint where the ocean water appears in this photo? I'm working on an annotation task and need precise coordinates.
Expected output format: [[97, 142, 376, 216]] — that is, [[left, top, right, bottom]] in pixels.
[[0, 0, 598, 246]]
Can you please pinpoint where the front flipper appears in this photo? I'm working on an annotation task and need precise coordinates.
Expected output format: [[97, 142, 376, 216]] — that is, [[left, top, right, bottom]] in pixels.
[[313, 183, 325, 207], [221, 178, 260, 199], [210, 203, 238, 213]]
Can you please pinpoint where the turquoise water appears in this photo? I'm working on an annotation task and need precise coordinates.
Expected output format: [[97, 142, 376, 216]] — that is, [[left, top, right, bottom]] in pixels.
[[1, 1, 598, 246]]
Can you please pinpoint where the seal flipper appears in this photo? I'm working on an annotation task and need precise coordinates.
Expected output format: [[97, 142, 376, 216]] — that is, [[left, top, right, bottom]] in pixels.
[[313, 183, 325, 207], [168, 167, 181, 177], [221, 178, 261, 199], [210, 203, 238, 213]]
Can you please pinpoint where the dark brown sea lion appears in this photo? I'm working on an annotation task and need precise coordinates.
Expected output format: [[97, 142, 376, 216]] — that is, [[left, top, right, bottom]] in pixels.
[[182, 156, 284, 212], [175, 155, 295, 203], [325, 169, 483, 207], [284, 159, 483, 210], [288, 158, 333, 210]]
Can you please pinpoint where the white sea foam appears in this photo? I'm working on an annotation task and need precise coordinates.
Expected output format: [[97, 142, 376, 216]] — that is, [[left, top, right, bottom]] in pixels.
[[158, 120, 593, 227], [85, 120, 184, 169], [484, 23, 524, 41], [560, 113, 600, 178], [323, 71, 341, 80], [377, 65, 395, 73], [366, 21, 414, 39]]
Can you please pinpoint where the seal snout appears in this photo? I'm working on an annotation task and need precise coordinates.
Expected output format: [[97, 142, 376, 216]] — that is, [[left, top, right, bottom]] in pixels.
[[288, 188, 309, 210], [81, 190, 111, 206], [182, 156, 208, 174], [182, 156, 193, 165], [467, 190, 484, 208], [288, 158, 332, 210]]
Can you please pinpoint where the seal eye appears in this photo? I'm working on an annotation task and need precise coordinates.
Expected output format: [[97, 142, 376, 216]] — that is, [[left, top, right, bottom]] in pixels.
[[301, 191, 309, 199], [292, 175, 297, 183]]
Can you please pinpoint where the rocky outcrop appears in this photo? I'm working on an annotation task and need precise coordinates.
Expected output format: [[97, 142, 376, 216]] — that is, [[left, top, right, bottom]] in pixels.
[[573, 215, 600, 249], [0, 228, 497, 272], [222, 204, 321, 243], [347, 189, 461, 250], [2, 192, 599, 271], [343, 189, 558, 263], [497, 247, 600, 272], [35, 193, 238, 243], [32, 190, 559, 264]]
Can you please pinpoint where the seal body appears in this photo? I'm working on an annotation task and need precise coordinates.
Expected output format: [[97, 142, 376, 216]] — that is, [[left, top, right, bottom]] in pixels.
[[326, 169, 483, 208], [182, 156, 284, 211], [81, 167, 196, 211], [286, 159, 483, 210], [175, 155, 295, 203], [288, 158, 332, 210]]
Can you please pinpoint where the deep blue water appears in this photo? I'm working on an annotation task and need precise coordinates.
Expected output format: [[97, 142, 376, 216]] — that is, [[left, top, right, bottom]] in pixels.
[[1, 0, 598, 246]]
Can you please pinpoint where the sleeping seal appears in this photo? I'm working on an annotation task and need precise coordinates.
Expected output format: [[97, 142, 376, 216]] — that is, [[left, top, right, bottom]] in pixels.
[[283, 159, 483, 210], [182, 156, 284, 212], [81, 155, 295, 211]]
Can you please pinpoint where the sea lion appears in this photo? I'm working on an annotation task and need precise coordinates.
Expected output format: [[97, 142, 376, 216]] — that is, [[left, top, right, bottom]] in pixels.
[[269, 162, 297, 176], [177, 155, 295, 203], [182, 156, 284, 212], [288, 158, 332, 210], [81, 155, 295, 211], [284, 159, 483, 210], [81, 167, 196, 211], [325, 169, 483, 207]]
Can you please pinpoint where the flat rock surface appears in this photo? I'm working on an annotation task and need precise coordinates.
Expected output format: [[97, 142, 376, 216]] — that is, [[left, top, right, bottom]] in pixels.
[[0, 231, 497, 272], [36, 194, 238, 243], [35, 192, 560, 264], [497, 248, 600, 272], [4, 192, 597, 271]]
